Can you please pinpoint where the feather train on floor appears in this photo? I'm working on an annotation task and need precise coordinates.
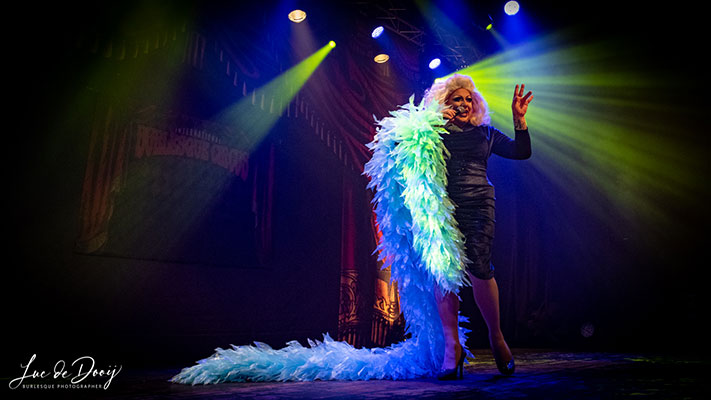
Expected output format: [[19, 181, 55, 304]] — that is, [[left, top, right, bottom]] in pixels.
[[171, 96, 472, 384]]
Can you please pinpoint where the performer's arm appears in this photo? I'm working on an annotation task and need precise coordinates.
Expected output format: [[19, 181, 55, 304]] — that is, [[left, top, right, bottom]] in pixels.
[[491, 83, 534, 159], [514, 115, 527, 131], [491, 128, 531, 160]]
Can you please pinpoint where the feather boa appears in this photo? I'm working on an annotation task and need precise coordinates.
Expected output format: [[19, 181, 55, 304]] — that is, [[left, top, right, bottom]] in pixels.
[[170, 96, 472, 384]]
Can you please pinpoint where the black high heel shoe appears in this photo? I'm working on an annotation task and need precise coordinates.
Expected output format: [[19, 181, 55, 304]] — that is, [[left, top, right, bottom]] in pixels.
[[437, 345, 466, 380], [495, 356, 515, 375], [491, 337, 515, 375]]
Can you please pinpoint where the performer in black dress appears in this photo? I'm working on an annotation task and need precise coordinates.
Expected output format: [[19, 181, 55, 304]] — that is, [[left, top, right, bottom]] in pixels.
[[425, 74, 533, 379]]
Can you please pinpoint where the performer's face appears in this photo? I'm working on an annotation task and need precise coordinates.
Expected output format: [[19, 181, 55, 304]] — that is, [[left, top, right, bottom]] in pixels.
[[446, 88, 474, 126]]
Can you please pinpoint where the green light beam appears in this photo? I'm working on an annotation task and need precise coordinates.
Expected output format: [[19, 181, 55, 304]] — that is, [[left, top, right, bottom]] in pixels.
[[217, 42, 334, 151], [444, 29, 702, 237]]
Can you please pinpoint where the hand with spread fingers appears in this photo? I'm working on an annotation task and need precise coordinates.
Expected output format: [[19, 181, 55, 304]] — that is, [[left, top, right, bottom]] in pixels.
[[512, 84, 533, 130]]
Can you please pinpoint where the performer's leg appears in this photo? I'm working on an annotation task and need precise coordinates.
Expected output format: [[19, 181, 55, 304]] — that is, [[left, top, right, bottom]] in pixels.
[[469, 274, 513, 372], [435, 287, 462, 370], [469, 273, 514, 372]]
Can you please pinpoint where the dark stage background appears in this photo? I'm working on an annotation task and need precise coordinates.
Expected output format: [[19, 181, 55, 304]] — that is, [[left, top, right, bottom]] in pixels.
[[4, 0, 707, 385]]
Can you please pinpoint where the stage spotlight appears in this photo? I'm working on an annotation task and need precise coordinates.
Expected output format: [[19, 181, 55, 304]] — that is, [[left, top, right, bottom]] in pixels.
[[288, 9, 307, 23], [328, 40, 336, 48], [504, 1, 520, 16], [428, 58, 441, 69], [371, 26, 384, 38], [374, 54, 389, 63]]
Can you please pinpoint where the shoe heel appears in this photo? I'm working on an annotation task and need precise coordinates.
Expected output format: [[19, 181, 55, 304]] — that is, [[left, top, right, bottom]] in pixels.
[[457, 348, 465, 379], [437, 345, 466, 381]]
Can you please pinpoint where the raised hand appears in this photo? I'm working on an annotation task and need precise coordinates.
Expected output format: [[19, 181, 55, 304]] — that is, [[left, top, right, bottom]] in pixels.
[[512, 84, 533, 130], [512, 84, 533, 118]]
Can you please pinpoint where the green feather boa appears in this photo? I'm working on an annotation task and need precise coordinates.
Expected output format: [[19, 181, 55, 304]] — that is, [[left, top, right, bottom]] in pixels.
[[365, 95, 470, 294]]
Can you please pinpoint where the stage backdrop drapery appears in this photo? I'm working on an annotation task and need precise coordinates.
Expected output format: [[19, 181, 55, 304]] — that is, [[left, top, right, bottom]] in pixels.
[[65, 3, 416, 352]]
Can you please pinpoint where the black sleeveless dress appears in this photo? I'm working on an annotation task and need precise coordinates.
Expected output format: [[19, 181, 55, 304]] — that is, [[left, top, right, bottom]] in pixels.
[[442, 123, 531, 280]]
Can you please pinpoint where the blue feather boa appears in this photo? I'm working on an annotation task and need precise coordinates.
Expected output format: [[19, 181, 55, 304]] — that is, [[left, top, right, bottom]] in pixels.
[[170, 96, 472, 384]]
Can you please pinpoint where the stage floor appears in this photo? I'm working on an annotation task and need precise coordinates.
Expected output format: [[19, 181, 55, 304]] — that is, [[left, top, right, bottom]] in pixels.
[[7, 349, 708, 399]]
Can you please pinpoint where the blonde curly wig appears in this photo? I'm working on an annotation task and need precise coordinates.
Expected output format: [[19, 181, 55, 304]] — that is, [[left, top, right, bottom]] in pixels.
[[423, 74, 491, 126]]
